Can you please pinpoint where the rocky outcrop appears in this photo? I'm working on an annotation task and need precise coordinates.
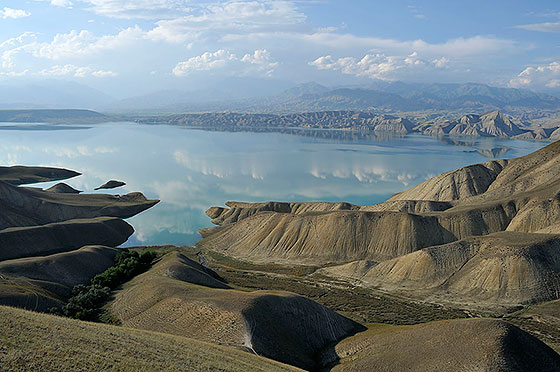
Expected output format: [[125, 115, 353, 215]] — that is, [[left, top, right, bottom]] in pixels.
[[0, 180, 158, 230], [45, 183, 82, 194], [0, 217, 132, 261], [416, 111, 528, 138], [0, 165, 158, 262], [95, 180, 126, 190], [0, 166, 80, 185]]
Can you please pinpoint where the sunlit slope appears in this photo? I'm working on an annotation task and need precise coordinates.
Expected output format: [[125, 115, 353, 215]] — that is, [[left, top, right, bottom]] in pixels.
[[0, 305, 302, 372]]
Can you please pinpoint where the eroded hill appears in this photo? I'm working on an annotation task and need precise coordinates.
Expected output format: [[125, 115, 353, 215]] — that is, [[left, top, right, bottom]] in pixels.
[[199, 140, 560, 308]]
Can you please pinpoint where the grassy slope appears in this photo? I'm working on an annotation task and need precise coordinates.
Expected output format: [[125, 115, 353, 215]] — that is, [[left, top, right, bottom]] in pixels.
[[0, 305, 301, 372]]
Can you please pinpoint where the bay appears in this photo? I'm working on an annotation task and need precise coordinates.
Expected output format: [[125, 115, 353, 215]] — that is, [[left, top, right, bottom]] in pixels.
[[0, 122, 548, 246]]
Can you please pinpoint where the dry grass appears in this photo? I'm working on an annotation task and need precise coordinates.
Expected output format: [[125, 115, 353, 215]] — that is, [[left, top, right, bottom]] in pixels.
[[0, 305, 301, 372]]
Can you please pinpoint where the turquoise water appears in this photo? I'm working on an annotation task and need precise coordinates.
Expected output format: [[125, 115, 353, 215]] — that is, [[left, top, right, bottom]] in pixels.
[[0, 122, 549, 246]]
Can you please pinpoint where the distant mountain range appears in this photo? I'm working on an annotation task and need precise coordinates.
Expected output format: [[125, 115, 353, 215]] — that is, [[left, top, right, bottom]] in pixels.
[[0, 81, 113, 110], [2, 80, 560, 120], [105, 81, 560, 115]]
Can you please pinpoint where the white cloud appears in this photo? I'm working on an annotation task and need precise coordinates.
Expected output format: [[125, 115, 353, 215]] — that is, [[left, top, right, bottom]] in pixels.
[[432, 56, 449, 68], [173, 48, 278, 77], [407, 5, 425, 20], [300, 33, 517, 57], [0, 32, 37, 69], [71, 0, 305, 25], [147, 1, 306, 43], [404, 51, 424, 65], [38, 64, 117, 77], [35, 26, 145, 60], [0, 7, 31, 19], [173, 50, 236, 76], [0, 32, 36, 49], [509, 61, 560, 89], [310, 54, 406, 80], [0, 69, 28, 77], [91, 69, 117, 77], [515, 22, 560, 33], [79, 0, 190, 19], [35, 0, 73, 8]]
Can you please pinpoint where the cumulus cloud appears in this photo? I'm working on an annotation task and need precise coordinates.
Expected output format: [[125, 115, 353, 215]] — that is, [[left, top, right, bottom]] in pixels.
[[309, 52, 435, 80], [0, 7, 31, 19], [38, 64, 117, 77], [404, 51, 424, 65], [35, 27, 145, 60], [432, 56, 449, 68], [309, 51, 457, 80], [173, 48, 278, 77], [509, 62, 560, 89]]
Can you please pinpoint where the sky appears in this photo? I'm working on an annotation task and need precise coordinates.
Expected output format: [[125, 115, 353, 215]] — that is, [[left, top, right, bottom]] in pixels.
[[1, 0, 560, 98]]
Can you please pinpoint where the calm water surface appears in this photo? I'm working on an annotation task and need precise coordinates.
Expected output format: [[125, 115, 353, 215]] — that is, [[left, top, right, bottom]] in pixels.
[[0, 122, 549, 246]]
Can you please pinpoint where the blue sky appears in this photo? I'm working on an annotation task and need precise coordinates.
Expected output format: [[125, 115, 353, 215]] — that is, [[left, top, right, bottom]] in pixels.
[[1, 0, 560, 97]]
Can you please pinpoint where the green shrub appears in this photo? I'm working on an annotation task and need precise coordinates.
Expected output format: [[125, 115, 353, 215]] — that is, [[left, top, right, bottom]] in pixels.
[[52, 248, 157, 321]]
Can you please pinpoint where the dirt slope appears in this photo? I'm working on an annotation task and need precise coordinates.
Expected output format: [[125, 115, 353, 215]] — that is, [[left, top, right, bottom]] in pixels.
[[318, 232, 560, 307], [199, 210, 455, 264]]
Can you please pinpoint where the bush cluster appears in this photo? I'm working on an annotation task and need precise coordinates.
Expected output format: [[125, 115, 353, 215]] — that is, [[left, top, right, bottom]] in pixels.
[[51, 249, 156, 321]]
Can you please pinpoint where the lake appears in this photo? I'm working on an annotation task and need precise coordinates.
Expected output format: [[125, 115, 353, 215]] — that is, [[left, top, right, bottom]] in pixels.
[[0, 122, 548, 246]]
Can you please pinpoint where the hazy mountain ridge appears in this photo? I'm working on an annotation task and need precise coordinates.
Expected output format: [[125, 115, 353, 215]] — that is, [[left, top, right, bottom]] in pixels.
[[107, 81, 560, 114]]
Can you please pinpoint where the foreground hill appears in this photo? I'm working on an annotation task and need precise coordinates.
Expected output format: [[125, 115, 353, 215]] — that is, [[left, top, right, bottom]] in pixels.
[[110, 250, 363, 371], [329, 319, 560, 372], [0, 305, 301, 372], [199, 141, 560, 308]]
